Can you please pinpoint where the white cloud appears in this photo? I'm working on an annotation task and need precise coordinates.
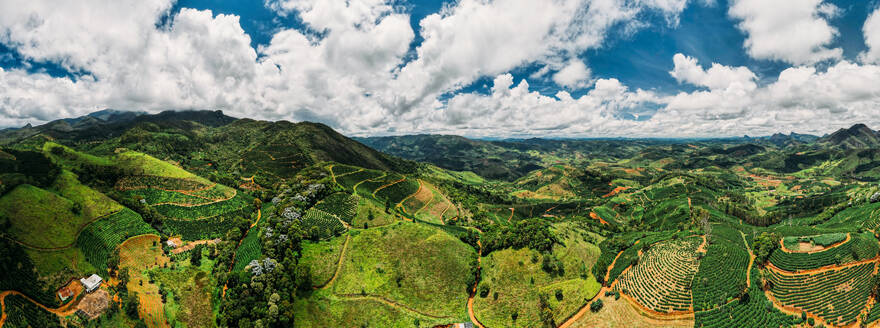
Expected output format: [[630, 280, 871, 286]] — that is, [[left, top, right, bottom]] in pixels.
[[430, 73, 662, 137], [552, 60, 592, 89], [2, 0, 879, 138], [860, 6, 880, 64], [670, 53, 756, 90], [728, 0, 841, 64], [385, 0, 684, 115], [656, 56, 880, 136]]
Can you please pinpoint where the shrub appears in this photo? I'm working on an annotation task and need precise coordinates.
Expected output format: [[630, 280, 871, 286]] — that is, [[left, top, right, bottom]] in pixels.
[[590, 299, 604, 312]]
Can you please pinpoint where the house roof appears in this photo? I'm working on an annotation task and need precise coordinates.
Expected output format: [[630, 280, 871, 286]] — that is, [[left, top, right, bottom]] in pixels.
[[81, 274, 103, 289], [57, 287, 73, 298]]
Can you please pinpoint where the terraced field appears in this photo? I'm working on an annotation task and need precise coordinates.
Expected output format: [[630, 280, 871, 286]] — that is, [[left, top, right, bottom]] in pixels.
[[691, 237, 750, 311], [614, 237, 702, 314], [694, 268, 795, 327], [767, 232, 879, 271], [76, 208, 157, 271], [766, 260, 876, 326], [314, 193, 359, 224]]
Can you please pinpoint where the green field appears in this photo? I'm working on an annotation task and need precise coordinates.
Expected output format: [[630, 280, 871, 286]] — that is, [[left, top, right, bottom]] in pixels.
[[0, 184, 89, 248], [295, 222, 476, 326]]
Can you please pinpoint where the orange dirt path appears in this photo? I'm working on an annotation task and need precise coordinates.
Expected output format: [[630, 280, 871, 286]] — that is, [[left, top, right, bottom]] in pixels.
[[740, 232, 755, 289], [372, 178, 406, 198], [589, 211, 608, 225], [558, 249, 625, 328], [351, 172, 386, 193], [0, 288, 82, 328], [467, 240, 485, 328], [170, 238, 221, 254], [766, 254, 880, 275], [313, 234, 351, 290], [778, 233, 850, 254], [396, 179, 422, 212], [602, 186, 630, 198]]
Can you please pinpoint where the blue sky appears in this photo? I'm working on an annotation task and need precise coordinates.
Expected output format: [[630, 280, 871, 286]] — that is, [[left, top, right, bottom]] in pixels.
[[0, 0, 879, 137]]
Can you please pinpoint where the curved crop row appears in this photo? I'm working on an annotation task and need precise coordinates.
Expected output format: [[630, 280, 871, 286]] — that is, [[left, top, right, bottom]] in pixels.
[[302, 208, 346, 240], [767, 261, 875, 326], [614, 237, 701, 313], [154, 192, 251, 220], [768, 232, 878, 271], [115, 175, 208, 191], [162, 208, 251, 241], [692, 238, 749, 311], [695, 268, 796, 327], [315, 193, 358, 224], [335, 169, 383, 191], [374, 178, 420, 205], [75, 208, 157, 271]]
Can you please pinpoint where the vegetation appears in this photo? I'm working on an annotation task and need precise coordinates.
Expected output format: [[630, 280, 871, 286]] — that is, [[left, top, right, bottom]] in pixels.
[[6, 111, 880, 328]]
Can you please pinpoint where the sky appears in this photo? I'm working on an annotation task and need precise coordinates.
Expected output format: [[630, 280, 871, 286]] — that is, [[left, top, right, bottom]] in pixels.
[[1, 0, 879, 138]]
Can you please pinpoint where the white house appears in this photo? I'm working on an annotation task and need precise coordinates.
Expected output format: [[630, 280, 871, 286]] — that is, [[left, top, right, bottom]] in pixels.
[[80, 274, 103, 293]]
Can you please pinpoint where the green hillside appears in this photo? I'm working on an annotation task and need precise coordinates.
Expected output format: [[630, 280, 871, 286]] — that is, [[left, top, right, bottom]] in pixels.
[[5, 113, 880, 328]]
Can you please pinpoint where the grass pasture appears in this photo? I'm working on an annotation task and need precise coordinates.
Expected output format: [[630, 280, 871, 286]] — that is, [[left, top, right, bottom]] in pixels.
[[300, 235, 348, 287], [0, 184, 87, 249], [51, 170, 123, 218], [295, 222, 475, 326], [474, 243, 602, 328], [153, 265, 217, 328]]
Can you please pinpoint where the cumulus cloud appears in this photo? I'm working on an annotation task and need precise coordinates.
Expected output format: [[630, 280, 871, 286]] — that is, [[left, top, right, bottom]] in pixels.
[[670, 53, 756, 90], [656, 55, 880, 136], [1, 0, 879, 138], [861, 6, 880, 64], [728, 0, 841, 64], [430, 73, 662, 137], [552, 60, 592, 89]]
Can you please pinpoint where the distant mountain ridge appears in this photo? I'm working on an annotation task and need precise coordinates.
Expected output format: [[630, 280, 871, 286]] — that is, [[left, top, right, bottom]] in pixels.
[[818, 124, 880, 149], [0, 109, 235, 145]]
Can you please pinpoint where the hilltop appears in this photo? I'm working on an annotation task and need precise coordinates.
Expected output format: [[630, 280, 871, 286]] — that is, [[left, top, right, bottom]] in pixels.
[[3, 111, 880, 328]]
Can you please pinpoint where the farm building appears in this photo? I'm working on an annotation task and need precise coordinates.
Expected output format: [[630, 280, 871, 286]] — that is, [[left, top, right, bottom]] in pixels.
[[57, 286, 74, 302], [80, 274, 103, 293], [166, 239, 178, 248]]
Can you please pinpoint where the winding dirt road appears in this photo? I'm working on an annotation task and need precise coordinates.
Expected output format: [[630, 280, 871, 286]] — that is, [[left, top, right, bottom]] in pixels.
[[0, 289, 81, 328], [467, 240, 486, 328], [313, 234, 351, 290]]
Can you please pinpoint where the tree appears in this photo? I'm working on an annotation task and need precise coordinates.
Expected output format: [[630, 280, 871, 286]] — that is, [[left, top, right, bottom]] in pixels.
[[107, 249, 120, 276], [384, 200, 391, 213], [752, 232, 780, 265], [125, 293, 140, 319], [191, 244, 203, 266], [590, 298, 604, 312]]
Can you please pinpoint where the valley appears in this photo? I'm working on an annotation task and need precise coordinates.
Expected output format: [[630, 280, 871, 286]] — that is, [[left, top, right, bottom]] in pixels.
[[2, 110, 880, 327]]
